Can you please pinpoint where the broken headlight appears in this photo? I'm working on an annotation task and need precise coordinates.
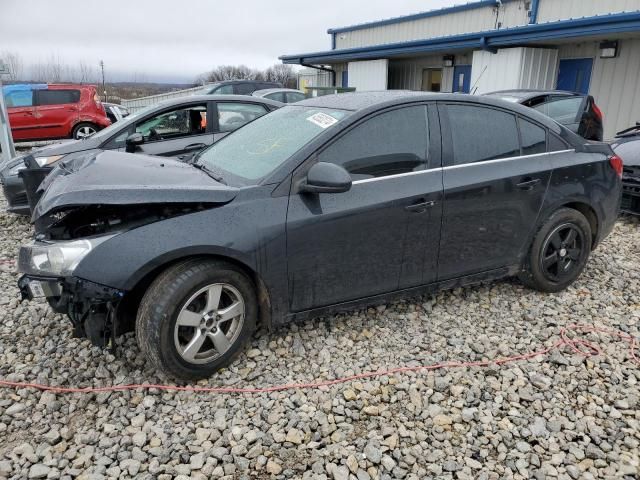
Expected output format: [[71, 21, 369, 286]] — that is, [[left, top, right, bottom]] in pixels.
[[18, 235, 114, 276]]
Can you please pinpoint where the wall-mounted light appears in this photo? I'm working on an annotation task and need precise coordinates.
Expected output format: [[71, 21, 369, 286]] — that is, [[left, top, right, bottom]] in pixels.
[[599, 41, 618, 58], [443, 55, 455, 67]]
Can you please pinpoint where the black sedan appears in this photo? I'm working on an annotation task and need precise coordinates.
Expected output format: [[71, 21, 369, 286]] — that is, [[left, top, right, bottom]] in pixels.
[[18, 92, 621, 380], [484, 90, 604, 141], [0, 95, 282, 214]]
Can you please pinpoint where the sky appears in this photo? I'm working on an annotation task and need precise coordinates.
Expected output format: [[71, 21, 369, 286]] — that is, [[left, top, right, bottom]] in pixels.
[[1, 0, 453, 83]]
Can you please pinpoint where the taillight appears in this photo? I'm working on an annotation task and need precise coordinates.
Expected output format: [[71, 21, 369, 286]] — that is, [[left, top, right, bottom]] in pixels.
[[592, 102, 603, 121], [609, 154, 623, 178]]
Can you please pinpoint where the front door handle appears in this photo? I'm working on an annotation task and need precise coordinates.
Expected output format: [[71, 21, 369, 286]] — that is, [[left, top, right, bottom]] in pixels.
[[405, 199, 436, 213], [516, 178, 541, 190]]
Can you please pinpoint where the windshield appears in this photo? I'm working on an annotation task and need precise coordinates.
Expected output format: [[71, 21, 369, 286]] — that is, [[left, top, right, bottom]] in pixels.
[[90, 104, 158, 140], [196, 106, 351, 182]]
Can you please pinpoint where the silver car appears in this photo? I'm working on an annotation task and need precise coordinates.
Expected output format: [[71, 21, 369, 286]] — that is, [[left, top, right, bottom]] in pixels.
[[252, 88, 307, 103]]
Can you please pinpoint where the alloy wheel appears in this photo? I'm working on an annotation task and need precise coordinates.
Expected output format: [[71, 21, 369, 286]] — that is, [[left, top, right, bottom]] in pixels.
[[173, 283, 245, 364], [540, 223, 584, 282], [75, 125, 97, 139]]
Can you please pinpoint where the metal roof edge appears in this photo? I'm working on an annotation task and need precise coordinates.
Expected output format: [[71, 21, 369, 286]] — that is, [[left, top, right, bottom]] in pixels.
[[280, 11, 640, 64], [327, 0, 516, 34]]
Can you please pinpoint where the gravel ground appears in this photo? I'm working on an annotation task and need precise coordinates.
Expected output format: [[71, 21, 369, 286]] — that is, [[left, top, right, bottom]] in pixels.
[[0, 203, 638, 480]]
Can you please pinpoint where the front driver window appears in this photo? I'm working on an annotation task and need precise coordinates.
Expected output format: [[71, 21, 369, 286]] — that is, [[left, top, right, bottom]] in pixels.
[[217, 103, 268, 133], [317, 105, 429, 181], [135, 104, 208, 142]]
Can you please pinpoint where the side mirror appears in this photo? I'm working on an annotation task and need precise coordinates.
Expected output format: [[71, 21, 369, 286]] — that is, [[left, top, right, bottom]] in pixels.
[[300, 162, 352, 194], [125, 132, 144, 153]]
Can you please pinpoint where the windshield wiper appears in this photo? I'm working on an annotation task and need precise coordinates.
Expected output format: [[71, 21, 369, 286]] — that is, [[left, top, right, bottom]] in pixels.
[[190, 162, 227, 185]]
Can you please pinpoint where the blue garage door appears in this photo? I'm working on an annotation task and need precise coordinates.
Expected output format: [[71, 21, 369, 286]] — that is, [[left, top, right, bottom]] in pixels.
[[557, 58, 593, 94], [452, 65, 472, 93]]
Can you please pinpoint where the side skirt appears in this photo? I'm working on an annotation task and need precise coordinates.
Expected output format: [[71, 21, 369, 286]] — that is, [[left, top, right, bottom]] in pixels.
[[284, 265, 520, 325]]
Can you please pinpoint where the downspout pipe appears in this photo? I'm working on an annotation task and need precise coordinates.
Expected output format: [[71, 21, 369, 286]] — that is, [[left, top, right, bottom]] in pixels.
[[529, 0, 540, 24], [301, 63, 337, 87]]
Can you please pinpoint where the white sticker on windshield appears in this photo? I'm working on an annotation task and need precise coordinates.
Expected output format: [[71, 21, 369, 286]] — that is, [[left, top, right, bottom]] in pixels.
[[307, 112, 338, 129]]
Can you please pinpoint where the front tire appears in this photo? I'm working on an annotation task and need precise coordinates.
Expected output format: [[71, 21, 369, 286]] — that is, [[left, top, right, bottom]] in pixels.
[[518, 208, 592, 292], [72, 122, 99, 140], [136, 259, 257, 380]]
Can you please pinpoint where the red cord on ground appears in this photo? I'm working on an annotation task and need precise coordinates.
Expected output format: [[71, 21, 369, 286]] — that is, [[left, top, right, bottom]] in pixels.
[[0, 324, 637, 395]]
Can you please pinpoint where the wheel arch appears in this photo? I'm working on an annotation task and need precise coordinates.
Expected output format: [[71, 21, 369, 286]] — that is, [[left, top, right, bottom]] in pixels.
[[561, 201, 599, 247], [118, 252, 272, 334]]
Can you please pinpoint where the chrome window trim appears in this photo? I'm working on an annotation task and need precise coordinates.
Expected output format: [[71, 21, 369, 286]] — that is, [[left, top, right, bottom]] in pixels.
[[352, 168, 438, 185], [350, 150, 575, 185], [442, 150, 574, 171]]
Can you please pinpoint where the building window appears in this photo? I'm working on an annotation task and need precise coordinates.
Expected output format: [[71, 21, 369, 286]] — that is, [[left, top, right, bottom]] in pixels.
[[422, 69, 442, 92]]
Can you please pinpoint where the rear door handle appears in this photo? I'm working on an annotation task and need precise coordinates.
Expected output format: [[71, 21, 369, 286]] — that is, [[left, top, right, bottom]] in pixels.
[[405, 199, 436, 213], [516, 178, 541, 190]]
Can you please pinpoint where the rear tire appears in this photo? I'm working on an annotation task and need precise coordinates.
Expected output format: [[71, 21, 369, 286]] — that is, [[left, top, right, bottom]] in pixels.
[[72, 122, 99, 140], [518, 208, 592, 292], [136, 258, 257, 380]]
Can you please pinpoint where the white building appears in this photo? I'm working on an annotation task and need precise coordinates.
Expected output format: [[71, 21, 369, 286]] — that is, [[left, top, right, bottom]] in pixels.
[[280, 0, 640, 138]]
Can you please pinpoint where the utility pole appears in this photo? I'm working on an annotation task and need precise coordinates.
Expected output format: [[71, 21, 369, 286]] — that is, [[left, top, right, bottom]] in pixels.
[[99, 60, 106, 102], [0, 59, 16, 163]]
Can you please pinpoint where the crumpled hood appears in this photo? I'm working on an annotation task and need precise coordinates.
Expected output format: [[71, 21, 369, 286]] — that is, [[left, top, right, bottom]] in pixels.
[[33, 150, 238, 220]]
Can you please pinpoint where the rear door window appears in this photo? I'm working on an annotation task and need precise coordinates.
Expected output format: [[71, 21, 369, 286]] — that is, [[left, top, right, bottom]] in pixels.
[[234, 83, 256, 95], [36, 89, 81, 105], [318, 105, 430, 180], [447, 105, 520, 165], [519, 118, 547, 156], [265, 92, 286, 103], [286, 92, 306, 103], [217, 102, 268, 133]]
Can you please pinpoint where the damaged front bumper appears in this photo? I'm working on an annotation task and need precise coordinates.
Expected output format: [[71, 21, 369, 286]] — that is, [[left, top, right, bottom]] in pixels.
[[621, 168, 640, 215], [19, 275, 125, 347]]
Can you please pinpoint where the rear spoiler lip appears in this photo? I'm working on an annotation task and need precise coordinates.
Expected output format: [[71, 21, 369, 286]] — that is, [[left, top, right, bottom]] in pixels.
[[581, 142, 615, 156]]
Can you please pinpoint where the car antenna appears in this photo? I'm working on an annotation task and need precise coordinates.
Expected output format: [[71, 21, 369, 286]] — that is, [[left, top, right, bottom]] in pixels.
[[470, 65, 488, 95]]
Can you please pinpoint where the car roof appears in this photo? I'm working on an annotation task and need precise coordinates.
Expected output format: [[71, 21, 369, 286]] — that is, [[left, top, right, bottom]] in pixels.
[[293, 91, 566, 131], [484, 89, 578, 100], [253, 88, 304, 96], [152, 94, 283, 109]]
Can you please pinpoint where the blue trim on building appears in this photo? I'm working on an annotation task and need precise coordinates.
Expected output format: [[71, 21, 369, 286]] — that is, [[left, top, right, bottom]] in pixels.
[[327, 0, 514, 35], [529, 0, 540, 24], [281, 11, 640, 64]]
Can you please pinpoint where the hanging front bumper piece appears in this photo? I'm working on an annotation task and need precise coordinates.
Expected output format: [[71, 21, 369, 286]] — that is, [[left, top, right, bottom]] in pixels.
[[18, 275, 124, 347]]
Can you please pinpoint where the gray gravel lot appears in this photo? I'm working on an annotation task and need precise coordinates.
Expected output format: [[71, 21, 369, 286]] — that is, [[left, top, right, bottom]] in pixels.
[[0, 203, 638, 480]]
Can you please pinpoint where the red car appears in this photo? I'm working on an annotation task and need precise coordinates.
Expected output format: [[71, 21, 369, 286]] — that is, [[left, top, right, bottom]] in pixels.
[[3, 83, 111, 141]]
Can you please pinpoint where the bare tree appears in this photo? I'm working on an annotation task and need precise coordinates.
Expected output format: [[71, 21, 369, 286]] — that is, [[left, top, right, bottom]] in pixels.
[[1, 51, 24, 82], [40, 54, 63, 82], [198, 65, 263, 83], [78, 61, 96, 84], [264, 64, 296, 88]]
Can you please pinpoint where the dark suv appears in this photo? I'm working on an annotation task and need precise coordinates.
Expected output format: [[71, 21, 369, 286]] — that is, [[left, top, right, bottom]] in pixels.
[[197, 80, 282, 96], [18, 92, 621, 380]]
